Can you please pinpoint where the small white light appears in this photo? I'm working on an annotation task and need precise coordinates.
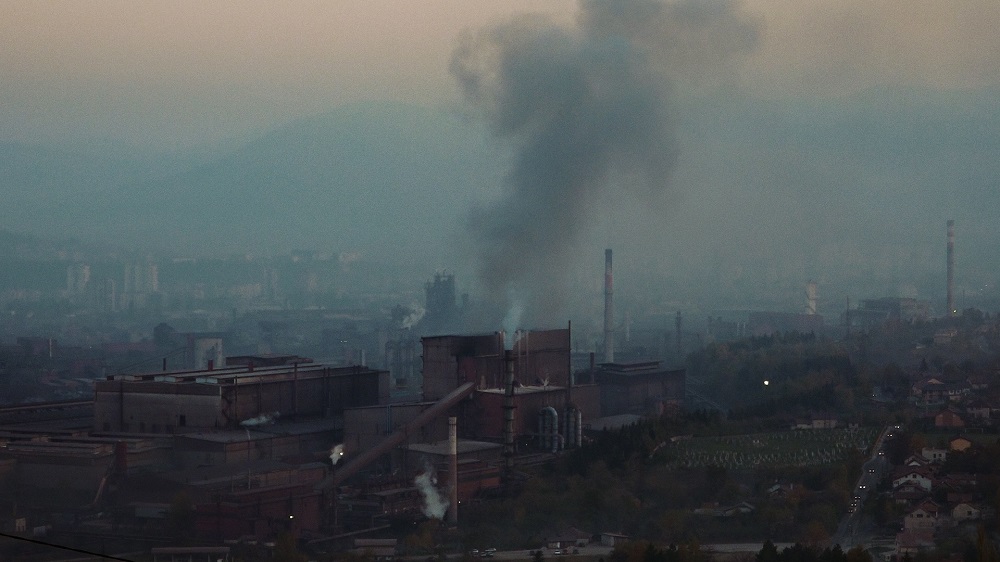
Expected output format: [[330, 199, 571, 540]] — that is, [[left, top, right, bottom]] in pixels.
[[763, 380, 769, 386]]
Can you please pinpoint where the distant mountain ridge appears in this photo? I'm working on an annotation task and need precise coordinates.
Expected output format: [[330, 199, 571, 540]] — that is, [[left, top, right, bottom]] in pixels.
[[1, 102, 505, 266]]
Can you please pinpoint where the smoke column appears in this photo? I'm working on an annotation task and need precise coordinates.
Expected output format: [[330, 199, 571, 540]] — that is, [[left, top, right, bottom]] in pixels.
[[415, 467, 449, 519], [452, 0, 758, 322]]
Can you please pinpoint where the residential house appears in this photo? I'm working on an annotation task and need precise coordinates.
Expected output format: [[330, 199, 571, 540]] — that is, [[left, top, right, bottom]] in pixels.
[[935, 408, 966, 429], [546, 528, 591, 549], [901, 455, 933, 470], [893, 484, 929, 505], [913, 378, 947, 405], [952, 503, 981, 522], [600, 533, 629, 547], [964, 399, 991, 422], [940, 473, 977, 493], [893, 468, 933, 492], [950, 436, 973, 452], [693, 501, 756, 517], [921, 448, 947, 463], [767, 483, 797, 498], [904, 500, 939, 530], [966, 374, 990, 391], [945, 381, 971, 402]]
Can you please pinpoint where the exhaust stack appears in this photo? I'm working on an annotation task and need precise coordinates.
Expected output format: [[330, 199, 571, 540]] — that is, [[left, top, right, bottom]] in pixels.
[[806, 281, 817, 315], [502, 350, 515, 476], [448, 416, 458, 525], [603, 249, 614, 363], [947, 220, 955, 316]]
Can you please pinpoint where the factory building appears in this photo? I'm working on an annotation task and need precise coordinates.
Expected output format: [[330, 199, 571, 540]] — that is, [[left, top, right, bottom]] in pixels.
[[94, 361, 388, 433], [851, 297, 931, 328], [421, 329, 576, 400], [592, 361, 685, 417], [419, 329, 600, 444]]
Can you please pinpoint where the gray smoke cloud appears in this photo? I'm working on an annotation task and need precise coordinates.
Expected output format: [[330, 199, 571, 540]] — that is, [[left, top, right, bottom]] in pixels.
[[451, 0, 758, 325]]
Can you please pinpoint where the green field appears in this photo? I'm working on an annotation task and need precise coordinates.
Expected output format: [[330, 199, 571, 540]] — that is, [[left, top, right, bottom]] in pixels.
[[662, 427, 879, 469]]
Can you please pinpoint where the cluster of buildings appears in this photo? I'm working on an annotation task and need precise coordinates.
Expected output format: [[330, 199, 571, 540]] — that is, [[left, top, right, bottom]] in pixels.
[[909, 375, 995, 431], [891, 445, 984, 557], [0, 325, 685, 545]]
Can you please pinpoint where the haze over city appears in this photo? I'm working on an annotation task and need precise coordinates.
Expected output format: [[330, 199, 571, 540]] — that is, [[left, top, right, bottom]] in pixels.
[[5, 2, 1000, 560], [2, 0, 999, 324]]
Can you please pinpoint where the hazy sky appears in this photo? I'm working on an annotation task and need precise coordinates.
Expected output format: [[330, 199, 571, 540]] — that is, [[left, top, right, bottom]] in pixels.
[[3, 1, 999, 318], [4, 1, 1000, 148]]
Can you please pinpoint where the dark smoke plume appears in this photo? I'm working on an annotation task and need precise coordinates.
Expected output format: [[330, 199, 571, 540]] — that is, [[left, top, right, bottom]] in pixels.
[[452, 0, 758, 326]]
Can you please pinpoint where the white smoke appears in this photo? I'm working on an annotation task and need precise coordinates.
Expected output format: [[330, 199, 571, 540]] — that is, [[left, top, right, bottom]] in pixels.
[[414, 468, 449, 520], [501, 297, 523, 350], [400, 304, 426, 329], [329, 443, 344, 466], [240, 411, 279, 427]]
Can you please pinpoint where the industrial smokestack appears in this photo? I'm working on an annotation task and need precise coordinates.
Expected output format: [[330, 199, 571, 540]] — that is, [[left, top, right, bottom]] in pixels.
[[675, 311, 682, 359], [448, 416, 458, 526], [806, 281, 817, 316], [502, 349, 516, 480], [604, 249, 614, 363], [947, 220, 955, 317]]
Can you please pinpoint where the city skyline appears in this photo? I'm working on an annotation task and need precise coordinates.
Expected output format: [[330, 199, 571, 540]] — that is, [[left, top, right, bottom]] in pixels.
[[1, 1, 998, 321]]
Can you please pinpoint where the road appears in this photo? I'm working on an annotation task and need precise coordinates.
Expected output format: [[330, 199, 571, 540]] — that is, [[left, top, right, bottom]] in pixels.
[[831, 425, 896, 549]]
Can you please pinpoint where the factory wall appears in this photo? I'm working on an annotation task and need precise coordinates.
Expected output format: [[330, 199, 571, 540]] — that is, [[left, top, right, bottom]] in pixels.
[[175, 433, 322, 468], [421, 330, 570, 399], [469, 385, 599, 445], [95, 382, 221, 432], [596, 368, 685, 417], [342, 402, 448, 463], [13, 453, 111, 492], [194, 483, 324, 540], [510, 329, 571, 387], [422, 335, 501, 400], [94, 366, 388, 433], [221, 368, 384, 426]]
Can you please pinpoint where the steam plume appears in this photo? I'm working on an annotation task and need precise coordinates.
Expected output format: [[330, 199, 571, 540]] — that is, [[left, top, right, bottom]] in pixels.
[[414, 466, 449, 519], [400, 304, 426, 329], [329, 443, 344, 466], [240, 411, 279, 427], [452, 0, 758, 322]]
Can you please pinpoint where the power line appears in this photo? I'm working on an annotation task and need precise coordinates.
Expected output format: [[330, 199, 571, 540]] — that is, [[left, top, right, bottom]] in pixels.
[[0, 531, 135, 561]]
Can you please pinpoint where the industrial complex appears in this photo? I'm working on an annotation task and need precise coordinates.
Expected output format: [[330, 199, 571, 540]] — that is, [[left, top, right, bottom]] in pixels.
[[0, 256, 687, 544]]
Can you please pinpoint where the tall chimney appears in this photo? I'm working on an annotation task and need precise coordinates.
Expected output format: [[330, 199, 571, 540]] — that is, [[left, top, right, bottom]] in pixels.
[[806, 281, 817, 315], [448, 416, 458, 525], [675, 311, 682, 359], [947, 219, 955, 317], [502, 350, 515, 477], [603, 249, 614, 363]]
